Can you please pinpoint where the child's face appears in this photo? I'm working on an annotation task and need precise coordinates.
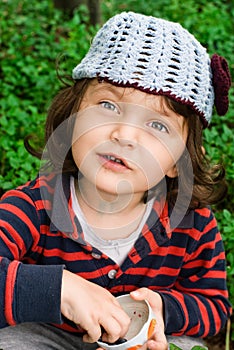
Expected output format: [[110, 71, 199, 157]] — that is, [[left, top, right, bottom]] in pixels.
[[72, 80, 188, 198]]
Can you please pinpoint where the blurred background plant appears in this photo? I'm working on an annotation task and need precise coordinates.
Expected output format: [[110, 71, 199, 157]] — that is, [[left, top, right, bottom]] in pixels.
[[0, 0, 233, 348]]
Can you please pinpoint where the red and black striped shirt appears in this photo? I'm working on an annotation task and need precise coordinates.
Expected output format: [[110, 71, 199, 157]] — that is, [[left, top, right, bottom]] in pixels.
[[0, 173, 231, 337]]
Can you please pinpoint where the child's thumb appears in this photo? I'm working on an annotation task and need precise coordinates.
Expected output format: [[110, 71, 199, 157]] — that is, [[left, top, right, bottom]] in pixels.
[[130, 288, 163, 314], [130, 287, 149, 301]]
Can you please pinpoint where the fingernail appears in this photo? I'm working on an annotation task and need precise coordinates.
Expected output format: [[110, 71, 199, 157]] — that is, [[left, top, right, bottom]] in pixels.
[[131, 290, 140, 296]]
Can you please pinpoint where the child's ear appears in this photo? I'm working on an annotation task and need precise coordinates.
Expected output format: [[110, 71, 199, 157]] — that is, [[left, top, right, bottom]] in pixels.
[[166, 165, 178, 178]]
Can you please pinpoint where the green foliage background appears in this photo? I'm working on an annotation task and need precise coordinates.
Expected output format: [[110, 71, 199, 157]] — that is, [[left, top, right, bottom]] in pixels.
[[1, 0, 234, 342]]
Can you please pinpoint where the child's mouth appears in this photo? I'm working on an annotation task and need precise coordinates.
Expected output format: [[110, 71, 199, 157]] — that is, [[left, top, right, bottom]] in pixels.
[[102, 155, 125, 166], [98, 154, 131, 171]]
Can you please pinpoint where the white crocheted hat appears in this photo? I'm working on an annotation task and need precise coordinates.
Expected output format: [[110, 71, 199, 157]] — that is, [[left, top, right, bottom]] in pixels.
[[73, 12, 215, 126]]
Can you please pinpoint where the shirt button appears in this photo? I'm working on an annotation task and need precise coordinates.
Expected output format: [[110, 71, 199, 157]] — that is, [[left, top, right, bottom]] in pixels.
[[91, 252, 101, 259], [108, 269, 117, 279]]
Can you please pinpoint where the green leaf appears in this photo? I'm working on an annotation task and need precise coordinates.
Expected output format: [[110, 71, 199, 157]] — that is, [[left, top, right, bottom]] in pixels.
[[169, 344, 182, 350]]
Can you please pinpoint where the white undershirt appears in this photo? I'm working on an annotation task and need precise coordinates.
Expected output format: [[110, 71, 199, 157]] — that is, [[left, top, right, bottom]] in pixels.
[[70, 177, 154, 265]]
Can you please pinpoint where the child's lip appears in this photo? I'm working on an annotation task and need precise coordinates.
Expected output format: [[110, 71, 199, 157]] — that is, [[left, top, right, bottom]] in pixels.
[[98, 153, 132, 170]]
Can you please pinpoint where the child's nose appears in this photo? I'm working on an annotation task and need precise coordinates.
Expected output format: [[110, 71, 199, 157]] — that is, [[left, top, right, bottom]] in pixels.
[[110, 123, 139, 148]]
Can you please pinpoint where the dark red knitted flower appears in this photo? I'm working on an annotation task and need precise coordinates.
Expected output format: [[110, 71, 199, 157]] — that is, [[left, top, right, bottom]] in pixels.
[[211, 53, 232, 116]]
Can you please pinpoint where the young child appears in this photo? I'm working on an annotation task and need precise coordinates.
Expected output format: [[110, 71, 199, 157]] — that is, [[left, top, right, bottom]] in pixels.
[[0, 11, 232, 350]]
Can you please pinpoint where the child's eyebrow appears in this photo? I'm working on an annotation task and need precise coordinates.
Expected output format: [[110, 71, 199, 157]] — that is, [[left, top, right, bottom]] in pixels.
[[91, 82, 129, 100], [146, 96, 175, 118]]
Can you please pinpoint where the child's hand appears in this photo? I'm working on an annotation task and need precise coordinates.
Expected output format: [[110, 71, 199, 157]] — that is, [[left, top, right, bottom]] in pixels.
[[61, 270, 130, 343], [96, 288, 167, 350], [129, 288, 167, 349], [130, 287, 165, 330], [138, 323, 168, 350], [96, 323, 168, 350]]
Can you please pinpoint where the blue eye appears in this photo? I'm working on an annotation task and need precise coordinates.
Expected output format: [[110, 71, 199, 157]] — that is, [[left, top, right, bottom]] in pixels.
[[100, 101, 119, 113], [148, 121, 169, 133]]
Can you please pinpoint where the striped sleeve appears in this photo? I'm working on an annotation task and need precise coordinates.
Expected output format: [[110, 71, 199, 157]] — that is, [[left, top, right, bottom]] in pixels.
[[160, 209, 232, 337], [0, 188, 63, 328]]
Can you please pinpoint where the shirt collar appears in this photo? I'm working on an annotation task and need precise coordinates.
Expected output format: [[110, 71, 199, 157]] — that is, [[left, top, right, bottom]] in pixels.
[[50, 173, 74, 233], [49, 173, 194, 235]]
